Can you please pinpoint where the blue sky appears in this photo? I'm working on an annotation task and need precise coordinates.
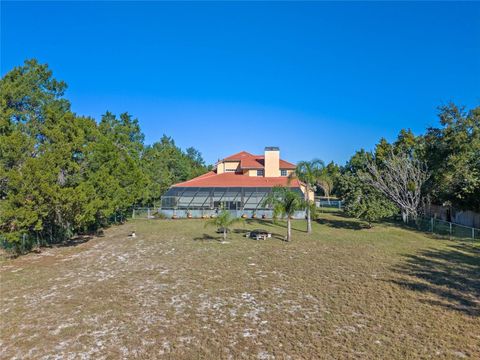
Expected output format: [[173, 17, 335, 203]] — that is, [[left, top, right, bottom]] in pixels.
[[2, 1, 479, 165]]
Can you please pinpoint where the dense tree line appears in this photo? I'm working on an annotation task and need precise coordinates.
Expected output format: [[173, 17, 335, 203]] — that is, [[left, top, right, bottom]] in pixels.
[[1, 59, 478, 250], [0, 59, 207, 252], [337, 104, 480, 225]]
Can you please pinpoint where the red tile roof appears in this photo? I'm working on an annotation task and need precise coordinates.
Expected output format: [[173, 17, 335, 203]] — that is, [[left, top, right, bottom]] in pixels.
[[240, 157, 264, 169], [173, 172, 301, 188], [220, 151, 296, 170], [280, 159, 296, 169], [223, 151, 254, 161]]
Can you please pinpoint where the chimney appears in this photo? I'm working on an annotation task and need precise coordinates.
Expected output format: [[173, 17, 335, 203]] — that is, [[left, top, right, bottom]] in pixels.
[[264, 146, 280, 177]]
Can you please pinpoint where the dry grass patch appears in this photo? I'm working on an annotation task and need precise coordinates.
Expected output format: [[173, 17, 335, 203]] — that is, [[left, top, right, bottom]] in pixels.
[[1, 212, 479, 359]]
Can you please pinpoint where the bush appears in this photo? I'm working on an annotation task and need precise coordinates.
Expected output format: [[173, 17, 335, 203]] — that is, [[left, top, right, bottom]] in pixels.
[[152, 211, 167, 219]]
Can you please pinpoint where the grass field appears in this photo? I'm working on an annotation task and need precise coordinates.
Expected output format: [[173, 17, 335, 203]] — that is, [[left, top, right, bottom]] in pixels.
[[1, 211, 479, 359]]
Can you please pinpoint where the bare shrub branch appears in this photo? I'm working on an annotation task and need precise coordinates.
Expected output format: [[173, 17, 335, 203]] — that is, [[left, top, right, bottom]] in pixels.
[[359, 152, 429, 222]]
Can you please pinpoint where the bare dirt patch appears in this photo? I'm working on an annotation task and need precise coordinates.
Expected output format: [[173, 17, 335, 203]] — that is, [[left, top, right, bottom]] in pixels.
[[1, 213, 479, 359]]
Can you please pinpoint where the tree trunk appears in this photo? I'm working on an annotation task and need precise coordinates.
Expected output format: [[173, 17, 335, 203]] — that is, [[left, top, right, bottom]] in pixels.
[[223, 229, 227, 241], [401, 210, 408, 223], [306, 187, 312, 234], [287, 217, 292, 242], [306, 202, 312, 234]]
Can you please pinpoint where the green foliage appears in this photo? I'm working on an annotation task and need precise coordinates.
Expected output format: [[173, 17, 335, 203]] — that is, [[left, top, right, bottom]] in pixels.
[[141, 136, 208, 204], [293, 159, 325, 233], [204, 210, 243, 240], [423, 104, 480, 211], [338, 151, 397, 227], [294, 159, 325, 190], [317, 162, 341, 197], [263, 186, 305, 241], [263, 186, 305, 221], [339, 104, 479, 224], [0, 59, 207, 253]]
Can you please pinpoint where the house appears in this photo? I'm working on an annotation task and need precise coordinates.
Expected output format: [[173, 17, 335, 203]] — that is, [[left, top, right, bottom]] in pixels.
[[161, 147, 312, 212]]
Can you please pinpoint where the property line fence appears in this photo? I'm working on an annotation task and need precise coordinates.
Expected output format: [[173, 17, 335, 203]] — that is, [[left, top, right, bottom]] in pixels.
[[407, 216, 479, 241], [130, 206, 478, 240], [315, 199, 343, 209]]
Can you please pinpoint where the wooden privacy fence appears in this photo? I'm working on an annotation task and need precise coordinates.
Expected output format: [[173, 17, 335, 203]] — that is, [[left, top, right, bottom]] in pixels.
[[425, 204, 480, 229]]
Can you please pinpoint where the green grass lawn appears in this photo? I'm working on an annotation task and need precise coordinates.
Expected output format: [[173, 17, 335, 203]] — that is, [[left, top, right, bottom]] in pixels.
[[1, 212, 479, 359]]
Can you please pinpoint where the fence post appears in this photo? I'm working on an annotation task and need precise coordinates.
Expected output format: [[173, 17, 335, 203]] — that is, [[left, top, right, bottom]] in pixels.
[[449, 222, 452, 239], [473, 227, 475, 240], [431, 218, 434, 233], [132, 208, 135, 219]]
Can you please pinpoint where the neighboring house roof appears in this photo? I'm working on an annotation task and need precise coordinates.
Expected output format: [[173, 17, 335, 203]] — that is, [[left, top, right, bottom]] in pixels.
[[220, 151, 296, 170], [172, 172, 301, 188]]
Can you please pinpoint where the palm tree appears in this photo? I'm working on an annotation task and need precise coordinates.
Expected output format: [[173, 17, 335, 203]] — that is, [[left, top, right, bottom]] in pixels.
[[263, 186, 305, 242], [204, 210, 243, 242], [317, 171, 334, 204], [291, 159, 325, 233]]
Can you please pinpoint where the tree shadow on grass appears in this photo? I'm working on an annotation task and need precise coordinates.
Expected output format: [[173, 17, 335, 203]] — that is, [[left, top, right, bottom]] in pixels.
[[316, 217, 369, 231], [245, 219, 307, 233], [193, 233, 218, 241], [233, 229, 250, 235], [390, 242, 480, 316], [55, 235, 94, 248], [245, 219, 275, 227], [233, 227, 287, 242]]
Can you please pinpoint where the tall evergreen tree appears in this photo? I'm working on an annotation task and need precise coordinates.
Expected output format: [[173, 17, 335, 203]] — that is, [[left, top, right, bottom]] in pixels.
[[423, 104, 480, 211]]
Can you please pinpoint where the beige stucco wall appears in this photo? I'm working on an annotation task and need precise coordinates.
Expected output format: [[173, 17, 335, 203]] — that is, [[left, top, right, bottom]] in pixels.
[[264, 150, 280, 177], [217, 161, 239, 174], [300, 183, 315, 202], [240, 169, 262, 176], [242, 168, 291, 177]]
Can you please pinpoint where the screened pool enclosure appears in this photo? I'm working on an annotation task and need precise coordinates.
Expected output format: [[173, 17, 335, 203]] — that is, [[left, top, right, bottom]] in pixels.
[[161, 186, 304, 210]]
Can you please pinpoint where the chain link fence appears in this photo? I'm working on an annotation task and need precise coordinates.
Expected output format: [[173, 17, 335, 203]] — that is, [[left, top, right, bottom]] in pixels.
[[131, 207, 158, 219], [315, 199, 343, 209], [407, 216, 479, 241]]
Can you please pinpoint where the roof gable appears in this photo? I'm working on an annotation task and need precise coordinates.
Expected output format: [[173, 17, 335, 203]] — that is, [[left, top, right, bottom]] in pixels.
[[222, 151, 254, 161], [221, 151, 296, 170]]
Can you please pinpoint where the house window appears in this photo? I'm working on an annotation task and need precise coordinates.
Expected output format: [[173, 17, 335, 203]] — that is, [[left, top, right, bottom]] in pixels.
[[281, 169, 287, 176], [257, 170, 264, 176], [225, 169, 236, 172]]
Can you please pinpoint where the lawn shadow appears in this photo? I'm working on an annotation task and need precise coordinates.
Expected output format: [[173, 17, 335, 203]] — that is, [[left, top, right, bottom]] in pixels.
[[233, 229, 249, 234], [234, 225, 288, 242], [245, 219, 307, 233], [316, 217, 369, 230], [390, 242, 480, 316], [55, 235, 94, 248], [193, 233, 218, 241], [245, 219, 275, 227]]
